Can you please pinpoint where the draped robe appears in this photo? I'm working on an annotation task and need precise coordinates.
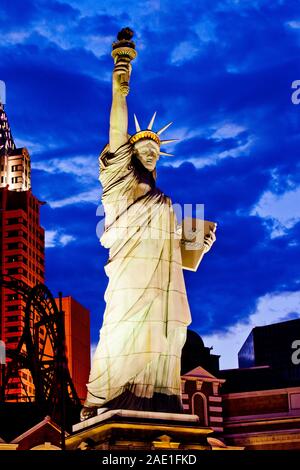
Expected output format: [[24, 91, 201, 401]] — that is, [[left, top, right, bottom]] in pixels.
[[85, 142, 191, 411]]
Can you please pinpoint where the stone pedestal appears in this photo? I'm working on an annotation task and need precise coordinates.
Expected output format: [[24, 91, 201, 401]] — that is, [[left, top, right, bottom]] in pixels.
[[66, 409, 216, 450]]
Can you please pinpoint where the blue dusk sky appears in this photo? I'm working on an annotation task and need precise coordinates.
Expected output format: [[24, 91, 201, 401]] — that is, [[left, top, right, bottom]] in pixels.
[[1, 0, 300, 368]]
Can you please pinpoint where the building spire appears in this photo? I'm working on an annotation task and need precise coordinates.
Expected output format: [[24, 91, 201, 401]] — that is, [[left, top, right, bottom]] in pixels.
[[0, 100, 16, 156], [0, 84, 30, 191]]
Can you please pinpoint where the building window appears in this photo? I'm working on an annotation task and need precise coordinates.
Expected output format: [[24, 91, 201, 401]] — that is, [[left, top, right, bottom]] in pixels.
[[6, 394, 19, 400], [192, 393, 208, 426], [6, 316, 19, 323], [11, 165, 22, 172], [6, 336, 19, 343], [6, 293, 19, 301], [7, 217, 19, 225], [6, 305, 19, 312], [7, 383, 20, 390], [6, 326, 20, 333], [7, 230, 19, 238], [7, 267, 19, 275], [11, 176, 22, 184], [7, 242, 19, 250], [6, 255, 19, 263]]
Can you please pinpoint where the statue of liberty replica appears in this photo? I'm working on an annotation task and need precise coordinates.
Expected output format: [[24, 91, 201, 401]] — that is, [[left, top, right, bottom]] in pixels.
[[81, 28, 216, 421]]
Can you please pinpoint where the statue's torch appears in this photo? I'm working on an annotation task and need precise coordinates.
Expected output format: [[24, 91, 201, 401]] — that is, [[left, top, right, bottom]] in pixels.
[[112, 27, 137, 96]]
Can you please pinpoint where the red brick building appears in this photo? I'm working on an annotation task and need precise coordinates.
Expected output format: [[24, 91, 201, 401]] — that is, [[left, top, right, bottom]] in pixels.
[[55, 296, 90, 402], [220, 319, 300, 449], [181, 366, 225, 436], [222, 381, 300, 450]]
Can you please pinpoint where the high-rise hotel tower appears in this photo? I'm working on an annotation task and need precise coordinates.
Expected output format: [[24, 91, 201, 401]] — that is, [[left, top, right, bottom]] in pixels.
[[0, 96, 45, 400]]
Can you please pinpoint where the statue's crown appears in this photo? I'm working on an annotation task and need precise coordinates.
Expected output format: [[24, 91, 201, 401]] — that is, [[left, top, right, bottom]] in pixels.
[[130, 130, 160, 146], [129, 112, 177, 156]]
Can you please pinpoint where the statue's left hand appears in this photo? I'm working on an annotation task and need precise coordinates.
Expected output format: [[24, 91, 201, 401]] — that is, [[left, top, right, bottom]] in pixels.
[[203, 229, 216, 253], [113, 58, 132, 96]]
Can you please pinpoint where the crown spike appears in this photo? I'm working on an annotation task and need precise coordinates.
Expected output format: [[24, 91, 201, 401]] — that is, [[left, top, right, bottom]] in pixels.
[[147, 111, 157, 130], [160, 139, 178, 145], [134, 114, 141, 132], [157, 121, 173, 136], [159, 151, 174, 156]]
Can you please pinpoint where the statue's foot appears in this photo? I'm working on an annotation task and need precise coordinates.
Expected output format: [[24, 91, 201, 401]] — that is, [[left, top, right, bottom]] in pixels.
[[80, 406, 98, 422]]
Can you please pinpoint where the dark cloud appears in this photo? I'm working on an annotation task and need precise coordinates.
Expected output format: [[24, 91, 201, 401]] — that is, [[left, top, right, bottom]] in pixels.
[[0, 40, 110, 149], [75, 13, 125, 36], [0, 0, 38, 31]]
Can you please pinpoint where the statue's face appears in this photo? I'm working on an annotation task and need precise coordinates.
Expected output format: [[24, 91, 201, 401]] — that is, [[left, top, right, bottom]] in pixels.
[[134, 140, 160, 172]]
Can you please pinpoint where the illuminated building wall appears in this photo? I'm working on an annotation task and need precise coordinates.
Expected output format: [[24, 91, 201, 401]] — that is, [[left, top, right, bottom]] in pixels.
[[0, 148, 31, 192], [55, 296, 90, 402]]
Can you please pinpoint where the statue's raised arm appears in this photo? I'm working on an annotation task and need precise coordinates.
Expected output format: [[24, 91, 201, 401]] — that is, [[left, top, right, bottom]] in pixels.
[[109, 28, 137, 153]]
